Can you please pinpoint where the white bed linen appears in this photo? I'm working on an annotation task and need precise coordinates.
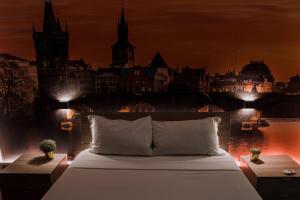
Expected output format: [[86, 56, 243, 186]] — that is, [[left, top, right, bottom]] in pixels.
[[70, 149, 240, 171], [43, 149, 262, 200]]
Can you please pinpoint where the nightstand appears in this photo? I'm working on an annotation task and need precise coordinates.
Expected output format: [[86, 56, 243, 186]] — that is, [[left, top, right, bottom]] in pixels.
[[0, 153, 68, 200], [241, 155, 300, 200], [0, 163, 9, 170]]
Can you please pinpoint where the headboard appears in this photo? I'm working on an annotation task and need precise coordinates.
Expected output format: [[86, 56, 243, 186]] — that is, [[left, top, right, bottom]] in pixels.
[[80, 112, 231, 151]]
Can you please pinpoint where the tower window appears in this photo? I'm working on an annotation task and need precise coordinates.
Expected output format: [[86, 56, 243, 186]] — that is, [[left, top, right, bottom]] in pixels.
[[134, 70, 140, 76]]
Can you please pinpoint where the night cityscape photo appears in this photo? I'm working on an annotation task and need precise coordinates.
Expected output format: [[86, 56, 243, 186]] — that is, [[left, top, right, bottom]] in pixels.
[[0, 1, 300, 199]]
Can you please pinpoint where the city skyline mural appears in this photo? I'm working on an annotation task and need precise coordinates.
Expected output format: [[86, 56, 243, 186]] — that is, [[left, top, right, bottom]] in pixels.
[[1, 0, 300, 81], [0, 0, 299, 177], [1, 2, 300, 200]]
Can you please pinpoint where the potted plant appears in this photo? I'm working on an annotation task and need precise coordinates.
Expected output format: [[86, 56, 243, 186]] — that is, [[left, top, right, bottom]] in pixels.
[[250, 147, 261, 162], [40, 139, 56, 160]]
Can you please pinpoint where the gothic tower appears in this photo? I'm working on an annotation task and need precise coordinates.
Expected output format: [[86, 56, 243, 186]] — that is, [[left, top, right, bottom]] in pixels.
[[33, 0, 69, 98], [111, 0, 135, 68]]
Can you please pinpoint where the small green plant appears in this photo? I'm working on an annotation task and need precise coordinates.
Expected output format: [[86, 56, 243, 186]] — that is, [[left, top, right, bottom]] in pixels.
[[40, 139, 56, 153], [250, 147, 261, 162], [250, 147, 261, 154]]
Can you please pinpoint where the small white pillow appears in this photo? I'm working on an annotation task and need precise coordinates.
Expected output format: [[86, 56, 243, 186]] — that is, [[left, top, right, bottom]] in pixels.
[[88, 115, 153, 156], [152, 117, 221, 156]]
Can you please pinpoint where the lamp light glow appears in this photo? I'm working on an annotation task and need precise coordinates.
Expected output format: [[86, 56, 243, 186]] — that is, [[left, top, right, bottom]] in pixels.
[[58, 95, 72, 103], [240, 92, 257, 101], [236, 91, 259, 102], [242, 95, 256, 102], [0, 148, 2, 163]]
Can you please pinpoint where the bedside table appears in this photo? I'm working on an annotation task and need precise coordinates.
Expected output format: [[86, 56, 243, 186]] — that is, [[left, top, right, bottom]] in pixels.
[[0, 163, 9, 170], [241, 155, 300, 200], [0, 153, 68, 200]]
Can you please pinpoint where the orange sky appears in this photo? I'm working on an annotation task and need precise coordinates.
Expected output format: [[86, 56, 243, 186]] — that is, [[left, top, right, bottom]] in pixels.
[[1, 0, 300, 81]]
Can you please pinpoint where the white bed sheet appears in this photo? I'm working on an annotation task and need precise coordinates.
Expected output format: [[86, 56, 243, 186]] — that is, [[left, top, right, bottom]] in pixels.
[[69, 149, 240, 171], [43, 149, 262, 200]]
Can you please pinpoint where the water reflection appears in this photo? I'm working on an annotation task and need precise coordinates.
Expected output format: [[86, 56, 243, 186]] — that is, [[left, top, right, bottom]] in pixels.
[[230, 109, 300, 163], [1, 103, 300, 165], [198, 104, 224, 112], [119, 102, 156, 112]]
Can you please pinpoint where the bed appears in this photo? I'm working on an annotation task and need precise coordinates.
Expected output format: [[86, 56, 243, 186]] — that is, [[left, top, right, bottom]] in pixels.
[[42, 112, 262, 200]]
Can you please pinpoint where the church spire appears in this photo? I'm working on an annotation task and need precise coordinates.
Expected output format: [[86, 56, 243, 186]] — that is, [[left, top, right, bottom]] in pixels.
[[111, 0, 135, 68], [56, 18, 62, 32], [120, 0, 125, 25], [118, 0, 128, 39], [43, 0, 57, 33]]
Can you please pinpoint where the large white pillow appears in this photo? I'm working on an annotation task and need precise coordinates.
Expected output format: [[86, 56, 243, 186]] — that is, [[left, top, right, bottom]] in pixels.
[[152, 117, 221, 155], [88, 115, 153, 156]]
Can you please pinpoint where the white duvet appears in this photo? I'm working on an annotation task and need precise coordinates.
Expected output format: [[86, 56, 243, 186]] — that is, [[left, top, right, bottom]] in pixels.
[[69, 149, 239, 171], [43, 149, 262, 200]]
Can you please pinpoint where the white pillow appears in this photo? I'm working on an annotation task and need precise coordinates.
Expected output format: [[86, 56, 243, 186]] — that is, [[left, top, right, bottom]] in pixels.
[[88, 115, 153, 156], [152, 117, 221, 155]]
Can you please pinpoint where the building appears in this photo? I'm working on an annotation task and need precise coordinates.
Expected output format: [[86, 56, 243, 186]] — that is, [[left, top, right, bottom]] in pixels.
[[33, 0, 70, 99], [68, 59, 95, 97], [196, 69, 209, 93], [274, 82, 286, 93], [239, 61, 274, 93], [111, 2, 135, 68], [0, 54, 38, 90], [118, 52, 173, 94], [0, 54, 38, 104], [286, 74, 300, 93], [121, 66, 154, 94], [171, 66, 205, 93], [210, 71, 237, 93], [208, 62, 274, 94], [95, 68, 121, 95], [149, 52, 171, 92]]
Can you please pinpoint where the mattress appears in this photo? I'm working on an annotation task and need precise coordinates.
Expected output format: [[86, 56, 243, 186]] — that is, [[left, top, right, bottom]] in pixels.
[[43, 149, 262, 200]]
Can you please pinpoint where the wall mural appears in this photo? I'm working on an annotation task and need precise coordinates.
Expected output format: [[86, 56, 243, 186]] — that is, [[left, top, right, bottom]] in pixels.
[[0, 0, 300, 163]]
